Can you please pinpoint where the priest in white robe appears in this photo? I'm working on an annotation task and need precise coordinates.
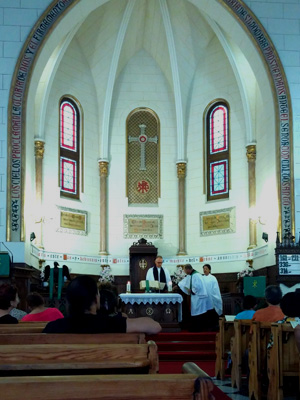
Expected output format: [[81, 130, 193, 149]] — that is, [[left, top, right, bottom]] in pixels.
[[178, 264, 219, 331], [202, 264, 223, 316], [145, 256, 171, 292]]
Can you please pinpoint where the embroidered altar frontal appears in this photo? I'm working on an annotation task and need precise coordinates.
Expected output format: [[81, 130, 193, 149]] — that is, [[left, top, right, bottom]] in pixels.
[[120, 293, 183, 331]]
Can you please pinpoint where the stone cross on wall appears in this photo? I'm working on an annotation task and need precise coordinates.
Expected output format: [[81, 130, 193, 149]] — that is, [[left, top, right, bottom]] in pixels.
[[128, 124, 158, 171]]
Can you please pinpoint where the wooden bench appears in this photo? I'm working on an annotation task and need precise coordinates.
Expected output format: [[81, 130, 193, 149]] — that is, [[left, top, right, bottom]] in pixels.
[[267, 322, 299, 400], [0, 341, 159, 376], [0, 362, 214, 400], [0, 322, 46, 334], [215, 317, 234, 379], [230, 319, 252, 390], [0, 332, 146, 345]]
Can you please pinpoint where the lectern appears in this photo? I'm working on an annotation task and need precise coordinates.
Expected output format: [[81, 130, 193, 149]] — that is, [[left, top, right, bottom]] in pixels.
[[129, 238, 157, 292]]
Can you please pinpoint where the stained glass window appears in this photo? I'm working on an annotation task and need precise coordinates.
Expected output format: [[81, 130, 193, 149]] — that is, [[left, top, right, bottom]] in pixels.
[[59, 98, 80, 199], [206, 102, 229, 201]]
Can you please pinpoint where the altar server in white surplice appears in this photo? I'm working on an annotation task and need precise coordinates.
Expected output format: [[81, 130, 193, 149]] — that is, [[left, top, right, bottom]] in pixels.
[[202, 264, 223, 316], [146, 256, 171, 293], [178, 264, 218, 331]]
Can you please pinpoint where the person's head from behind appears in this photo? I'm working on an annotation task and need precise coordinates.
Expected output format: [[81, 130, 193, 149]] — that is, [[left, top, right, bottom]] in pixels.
[[243, 295, 257, 310], [26, 292, 45, 311], [99, 288, 118, 316], [0, 284, 18, 311], [184, 264, 193, 275], [265, 285, 282, 306], [280, 291, 300, 317], [66, 275, 99, 316], [203, 264, 211, 276]]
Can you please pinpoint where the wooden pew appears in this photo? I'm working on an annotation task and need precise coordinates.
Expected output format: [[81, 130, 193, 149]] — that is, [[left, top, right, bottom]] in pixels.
[[248, 321, 273, 400], [0, 322, 46, 334], [267, 322, 299, 400], [230, 319, 251, 390], [215, 317, 234, 379], [0, 332, 146, 345], [0, 341, 159, 376], [0, 362, 214, 400]]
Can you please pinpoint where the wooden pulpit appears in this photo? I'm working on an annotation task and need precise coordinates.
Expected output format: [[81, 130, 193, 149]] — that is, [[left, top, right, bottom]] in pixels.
[[129, 238, 157, 292]]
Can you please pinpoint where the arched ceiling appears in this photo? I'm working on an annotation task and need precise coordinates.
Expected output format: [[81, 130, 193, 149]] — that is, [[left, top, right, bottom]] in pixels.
[[75, 0, 214, 92]]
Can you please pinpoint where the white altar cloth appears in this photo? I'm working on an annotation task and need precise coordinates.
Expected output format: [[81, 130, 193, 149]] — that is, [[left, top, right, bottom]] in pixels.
[[119, 293, 183, 321]]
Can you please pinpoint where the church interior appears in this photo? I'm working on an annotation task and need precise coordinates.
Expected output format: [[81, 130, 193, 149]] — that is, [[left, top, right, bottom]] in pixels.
[[0, 0, 300, 398]]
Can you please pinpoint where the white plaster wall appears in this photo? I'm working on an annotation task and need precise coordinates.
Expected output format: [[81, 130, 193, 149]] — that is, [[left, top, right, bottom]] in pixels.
[[186, 36, 249, 273], [42, 39, 100, 256], [108, 49, 178, 259]]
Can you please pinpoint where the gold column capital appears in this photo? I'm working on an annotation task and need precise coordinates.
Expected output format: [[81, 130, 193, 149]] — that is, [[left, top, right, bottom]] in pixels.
[[35, 140, 45, 159], [99, 161, 109, 177], [246, 144, 256, 161], [177, 162, 187, 178]]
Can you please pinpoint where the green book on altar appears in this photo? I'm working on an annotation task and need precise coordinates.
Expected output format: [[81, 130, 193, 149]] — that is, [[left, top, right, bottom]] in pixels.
[[243, 276, 266, 298]]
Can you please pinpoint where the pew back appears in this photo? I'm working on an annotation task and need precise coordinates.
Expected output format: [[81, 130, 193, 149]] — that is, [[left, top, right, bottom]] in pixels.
[[230, 319, 252, 390], [0, 362, 213, 400], [0, 332, 146, 345], [215, 317, 234, 379], [267, 322, 299, 400], [0, 341, 158, 375], [0, 322, 46, 334]]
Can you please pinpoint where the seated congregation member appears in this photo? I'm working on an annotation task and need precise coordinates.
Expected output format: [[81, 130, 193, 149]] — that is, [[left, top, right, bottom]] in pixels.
[[10, 306, 27, 320], [202, 264, 223, 316], [43, 275, 161, 334], [252, 285, 284, 322], [280, 290, 300, 352], [235, 295, 257, 320], [179, 264, 218, 332], [21, 292, 64, 322], [0, 283, 19, 324]]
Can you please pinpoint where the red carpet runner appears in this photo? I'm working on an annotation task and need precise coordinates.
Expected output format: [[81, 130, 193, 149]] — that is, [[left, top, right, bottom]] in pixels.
[[146, 331, 232, 400]]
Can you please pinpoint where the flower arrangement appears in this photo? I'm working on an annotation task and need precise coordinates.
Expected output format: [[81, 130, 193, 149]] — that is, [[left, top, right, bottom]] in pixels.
[[237, 267, 254, 279], [99, 265, 114, 284], [171, 265, 187, 284]]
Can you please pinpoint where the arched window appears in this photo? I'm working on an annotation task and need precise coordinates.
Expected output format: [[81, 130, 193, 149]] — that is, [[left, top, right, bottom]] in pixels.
[[206, 101, 229, 201], [59, 98, 80, 199]]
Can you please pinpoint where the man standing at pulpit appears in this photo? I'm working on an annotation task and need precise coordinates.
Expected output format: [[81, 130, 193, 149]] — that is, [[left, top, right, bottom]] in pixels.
[[146, 256, 171, 293]]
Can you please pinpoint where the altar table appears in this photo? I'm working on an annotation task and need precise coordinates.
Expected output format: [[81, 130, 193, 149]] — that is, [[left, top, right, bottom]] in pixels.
[[119, 293, 183, 331]]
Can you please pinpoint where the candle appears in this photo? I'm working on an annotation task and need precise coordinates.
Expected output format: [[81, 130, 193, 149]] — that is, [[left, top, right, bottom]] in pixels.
[[126, 281, 131, 293], [168, 281, 172, 292]]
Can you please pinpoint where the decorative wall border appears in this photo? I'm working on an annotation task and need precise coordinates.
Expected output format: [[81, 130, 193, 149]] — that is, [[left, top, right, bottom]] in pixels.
[[200, 207, 236, 236], [123, 214, 163, 239], [31, 243, 268, 265], [7, 0, 75, 241]]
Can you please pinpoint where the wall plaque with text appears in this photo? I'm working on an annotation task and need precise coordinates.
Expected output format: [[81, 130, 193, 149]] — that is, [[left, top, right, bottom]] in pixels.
[[57, 207, 88, 236], [200, 207, 235, 236], [124, 214, 163, 239]]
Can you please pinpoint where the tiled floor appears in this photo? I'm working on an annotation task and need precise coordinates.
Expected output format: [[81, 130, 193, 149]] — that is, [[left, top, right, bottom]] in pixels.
[[212, 378, 248, 400], [212, 378, 298, 400]]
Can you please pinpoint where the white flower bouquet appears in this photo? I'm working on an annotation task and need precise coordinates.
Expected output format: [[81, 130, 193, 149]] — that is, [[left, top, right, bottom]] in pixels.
[[172, 265, 187, 284], [99, 265, 114, 283]]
